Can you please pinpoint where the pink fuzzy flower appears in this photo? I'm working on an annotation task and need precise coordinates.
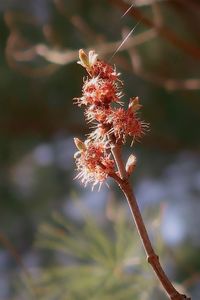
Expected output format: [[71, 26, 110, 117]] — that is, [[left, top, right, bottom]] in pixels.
[[77, 49, 120, 81], [108, 108, 147, 143], [74, 138, 115, 187], [91, 60, 120, 81], [85, 105, 111, 123], [76, 77, 121, 106], [74, 50, 148, 186]]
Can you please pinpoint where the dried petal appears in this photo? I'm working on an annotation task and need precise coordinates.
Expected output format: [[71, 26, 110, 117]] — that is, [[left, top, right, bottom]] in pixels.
[[74, 140, 115, 187]]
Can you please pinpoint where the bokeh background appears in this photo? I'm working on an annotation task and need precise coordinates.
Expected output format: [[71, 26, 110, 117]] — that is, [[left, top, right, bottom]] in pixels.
[[0, 0, 200, 299]]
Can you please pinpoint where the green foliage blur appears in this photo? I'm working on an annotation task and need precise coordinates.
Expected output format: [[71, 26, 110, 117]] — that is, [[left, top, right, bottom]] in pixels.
[[0, 0, 200, 299], [13, 206, 168, 300]]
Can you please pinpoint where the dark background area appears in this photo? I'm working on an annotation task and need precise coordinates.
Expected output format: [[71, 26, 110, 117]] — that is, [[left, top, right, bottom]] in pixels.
[[0, 0, 200, 299]]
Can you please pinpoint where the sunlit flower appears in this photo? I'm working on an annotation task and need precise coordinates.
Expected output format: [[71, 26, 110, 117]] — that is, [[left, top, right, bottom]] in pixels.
[[85, 105, 111, 123], [91, 60, 120, 81], [124, 109, 147, 141], [87, 124, 109, 141], [108, 108, 147, 143], [74, 49, 149, 187], [78, 49, 120, 82], [74, 139, 115, 187], [76, 77, 121, 106]]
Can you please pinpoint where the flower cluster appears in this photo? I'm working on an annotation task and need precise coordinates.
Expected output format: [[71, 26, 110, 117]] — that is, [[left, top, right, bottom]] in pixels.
[[76, 77, 120, 106], [74, 138, 115, 187], [74, 49, 147, 187], [107, 104, 146, 143]]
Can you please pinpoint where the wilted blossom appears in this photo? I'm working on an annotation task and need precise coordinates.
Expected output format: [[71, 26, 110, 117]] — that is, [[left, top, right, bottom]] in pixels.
[[73, 49, 148, 187]]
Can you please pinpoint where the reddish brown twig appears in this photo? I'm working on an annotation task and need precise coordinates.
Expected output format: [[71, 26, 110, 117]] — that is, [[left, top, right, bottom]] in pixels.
[[110, 144, 191, 300]]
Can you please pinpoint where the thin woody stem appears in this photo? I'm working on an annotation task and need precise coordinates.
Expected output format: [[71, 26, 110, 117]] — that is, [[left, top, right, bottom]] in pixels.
[[111, 143, 127, 180], [110, 145, 191, 300]]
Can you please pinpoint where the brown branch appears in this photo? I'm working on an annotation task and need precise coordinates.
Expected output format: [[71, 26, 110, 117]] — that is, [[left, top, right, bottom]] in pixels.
[[170, 0, 200, 15], [7, 29, 157, 66], [5, 31, 60, 77], [125, 41, 200, 91], [152, 1, 164, 27], [132, 0, 167, 6], [109, 156, 191, 300], [54, 0, 104, 46], [109, 0, 200, 60]]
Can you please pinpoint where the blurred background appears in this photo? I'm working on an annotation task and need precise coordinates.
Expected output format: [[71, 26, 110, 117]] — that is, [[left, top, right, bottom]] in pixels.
[[0, 0, 200, 299]]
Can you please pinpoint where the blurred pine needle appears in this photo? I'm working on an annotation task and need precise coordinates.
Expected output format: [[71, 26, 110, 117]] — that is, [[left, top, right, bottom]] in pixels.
[[33, 209, 159, 300]]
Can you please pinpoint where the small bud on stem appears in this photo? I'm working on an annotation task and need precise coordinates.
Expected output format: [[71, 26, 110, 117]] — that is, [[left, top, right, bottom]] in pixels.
[[128, 96, 142, 112], [74, 137, 86, 151], [126, 154, 137, 175], [77, 49, 98, 72]]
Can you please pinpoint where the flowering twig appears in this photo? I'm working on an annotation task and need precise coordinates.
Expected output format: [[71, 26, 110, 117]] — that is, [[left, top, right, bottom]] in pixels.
[[73, 49, 191, 299]]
